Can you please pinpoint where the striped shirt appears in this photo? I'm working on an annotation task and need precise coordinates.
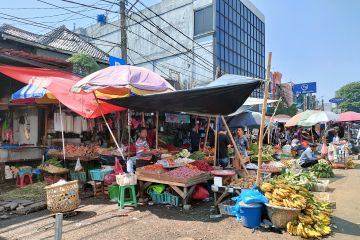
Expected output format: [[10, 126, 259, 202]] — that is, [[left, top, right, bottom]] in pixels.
[[135, 137, 150, 159]]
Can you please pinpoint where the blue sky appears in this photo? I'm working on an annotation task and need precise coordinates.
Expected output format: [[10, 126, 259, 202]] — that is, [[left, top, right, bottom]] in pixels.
[[1, 0, 359, 101], [252, 0, 360, 101]]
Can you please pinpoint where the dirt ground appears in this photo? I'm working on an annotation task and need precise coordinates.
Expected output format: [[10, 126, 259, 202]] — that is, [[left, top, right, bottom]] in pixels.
[[0, 163, 360, 240]]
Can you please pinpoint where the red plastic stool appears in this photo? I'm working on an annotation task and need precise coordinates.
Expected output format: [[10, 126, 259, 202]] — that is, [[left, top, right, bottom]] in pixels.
[[16, 173, 33, 188]]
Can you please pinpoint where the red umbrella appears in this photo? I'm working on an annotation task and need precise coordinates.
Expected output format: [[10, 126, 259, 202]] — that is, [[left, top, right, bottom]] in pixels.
[[338, 111, 360, 122]]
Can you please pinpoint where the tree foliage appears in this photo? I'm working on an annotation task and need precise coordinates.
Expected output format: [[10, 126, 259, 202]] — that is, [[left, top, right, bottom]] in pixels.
[[66, 53, 99, 76], [335, 82, 360, 112], [268, 103, 298, 117]]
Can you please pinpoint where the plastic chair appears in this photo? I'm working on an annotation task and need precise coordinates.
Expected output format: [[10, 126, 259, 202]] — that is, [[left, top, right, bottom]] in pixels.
[[118, 185, 137, 209], [16, 173, 33, 188]]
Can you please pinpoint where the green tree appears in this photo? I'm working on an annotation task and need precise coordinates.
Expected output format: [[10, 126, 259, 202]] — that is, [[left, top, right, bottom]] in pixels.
[[335, 82, 360, 112], [268, 102, 298, 117], [66, 53, 100, 76]]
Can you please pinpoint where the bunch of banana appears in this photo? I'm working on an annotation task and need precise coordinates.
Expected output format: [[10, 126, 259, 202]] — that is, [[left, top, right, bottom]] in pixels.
[[287, 221, 330, 238], [298, 213, 314, 225], [314, 223, 332, 236], [260, 182, 273, 192]]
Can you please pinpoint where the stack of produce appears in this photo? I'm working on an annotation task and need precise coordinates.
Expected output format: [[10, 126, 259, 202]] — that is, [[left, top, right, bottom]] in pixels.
[[260, 182, 307, 209], [346, 159, 356, 169], [261, 179, 332, 238], [189, 151, 206, 160], [203, 148, 215, 155], [281, 159, 296, 168], [38, 159, 68, 174], [271, 170, 317, 190], [142, 164, 164, 172], [162, 166, 203, 179], [230, 175, 259, 189], [176, 149, 191, 159], [250, 153, 273, 162], [261, 163, 282, 173], [190, 160, 214, 171], [311, 162, 335, 178], [48, 144, 102, 158]]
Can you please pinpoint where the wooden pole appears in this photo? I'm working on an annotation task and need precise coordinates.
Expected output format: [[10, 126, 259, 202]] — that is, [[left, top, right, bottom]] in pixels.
[[221, 116, 249, 174], [93, 92, 125, 160], [141, 112, 145, 127], [256, 52, 272, 186], [155, 112, 159, 149], [128, 109, 131, 153], [203, 117, 211, 151], [214, 116, 219, 166], [43, 108, 49, 145]]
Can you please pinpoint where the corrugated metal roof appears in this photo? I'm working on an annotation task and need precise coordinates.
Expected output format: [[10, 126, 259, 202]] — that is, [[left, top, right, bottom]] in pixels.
[[0, 24, 108, 61]]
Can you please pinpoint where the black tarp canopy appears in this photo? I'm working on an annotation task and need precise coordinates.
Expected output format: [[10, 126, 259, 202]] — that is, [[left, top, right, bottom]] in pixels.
[[105, 75, 261, 115]]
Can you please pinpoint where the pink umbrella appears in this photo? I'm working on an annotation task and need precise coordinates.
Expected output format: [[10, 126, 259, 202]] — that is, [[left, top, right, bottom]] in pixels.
[[337, 111, 360, 122]]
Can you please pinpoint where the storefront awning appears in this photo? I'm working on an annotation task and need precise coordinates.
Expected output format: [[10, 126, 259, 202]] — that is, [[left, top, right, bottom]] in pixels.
[[0, 65, 125, 118]]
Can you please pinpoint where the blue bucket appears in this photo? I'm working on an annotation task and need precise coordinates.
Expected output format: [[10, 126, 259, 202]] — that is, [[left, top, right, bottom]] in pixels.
[[239, 201, 262, 228]]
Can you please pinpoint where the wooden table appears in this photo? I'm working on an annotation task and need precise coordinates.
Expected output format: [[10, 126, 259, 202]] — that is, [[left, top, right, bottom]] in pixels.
[[136, 173, 212, 208]]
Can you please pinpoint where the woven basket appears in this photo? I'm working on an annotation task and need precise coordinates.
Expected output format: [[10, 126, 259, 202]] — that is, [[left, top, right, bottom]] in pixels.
[[45, 180, 80, 213], [116, 173, 137, 186], [265, 203, 302, 228]]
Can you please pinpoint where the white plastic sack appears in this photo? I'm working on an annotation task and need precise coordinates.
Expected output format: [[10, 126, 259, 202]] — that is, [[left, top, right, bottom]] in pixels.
[[127, 157, 136, 173], [74, 158, 83, 172]]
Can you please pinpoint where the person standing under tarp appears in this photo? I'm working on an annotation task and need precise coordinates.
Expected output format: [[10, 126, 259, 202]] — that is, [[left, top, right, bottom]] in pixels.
[[234, 127, 249, 157], [190, 123, 200, 152], [218, 127, 231, 168]]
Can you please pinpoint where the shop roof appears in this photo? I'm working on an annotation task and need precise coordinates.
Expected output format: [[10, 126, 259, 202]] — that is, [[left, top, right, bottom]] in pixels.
[[0, 24, 108, 61]]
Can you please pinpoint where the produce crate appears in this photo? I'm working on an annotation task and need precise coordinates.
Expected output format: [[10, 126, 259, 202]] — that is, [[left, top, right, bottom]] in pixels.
[[89, 169, 114, 181], [313, 179, 330, 192], [70, 171, 87, 182], [219, 200, 236, 216], [148, 192, 180, 207]]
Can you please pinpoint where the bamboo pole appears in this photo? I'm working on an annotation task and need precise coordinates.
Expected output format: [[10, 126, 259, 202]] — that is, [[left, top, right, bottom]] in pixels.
[[155, 112, 159, 149], [128, 109, 131, 154], [43, 108, 49, 145], [203, 117, 211, 151], [58, 103, 66, 162], [93, 92, 125, 160], [221, 116, 249, 174], [256, 52, 272, 186], [214, 116, 219, 166]]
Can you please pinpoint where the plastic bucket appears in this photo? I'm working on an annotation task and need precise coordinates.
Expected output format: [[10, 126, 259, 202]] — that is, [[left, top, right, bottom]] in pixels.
[[239, 202, 262, 228], [108, 185, 119, 202]]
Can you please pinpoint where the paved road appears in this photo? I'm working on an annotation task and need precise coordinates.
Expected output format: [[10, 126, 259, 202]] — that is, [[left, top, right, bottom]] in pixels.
[[0, 162, 359, 240]]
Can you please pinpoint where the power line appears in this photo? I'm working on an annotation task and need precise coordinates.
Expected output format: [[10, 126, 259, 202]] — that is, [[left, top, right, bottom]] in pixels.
[[37, 0, 215, 74], [58, 0, 215, 71]]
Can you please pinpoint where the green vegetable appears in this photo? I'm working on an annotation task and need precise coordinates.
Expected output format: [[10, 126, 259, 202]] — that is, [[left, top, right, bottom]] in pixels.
[[310, 163, 334, 178], [249, 143, 259, 155], [176, 149, 191, 158], [189, 151, 206, 160], [38, 158, 62, 169], [270, 169, 317, 190]]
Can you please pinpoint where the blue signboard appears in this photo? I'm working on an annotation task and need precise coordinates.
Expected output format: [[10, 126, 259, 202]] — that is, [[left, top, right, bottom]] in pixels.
[[109, 55, 126, 66], [293, 82, 317, 94], [329, 98, 346, 104]]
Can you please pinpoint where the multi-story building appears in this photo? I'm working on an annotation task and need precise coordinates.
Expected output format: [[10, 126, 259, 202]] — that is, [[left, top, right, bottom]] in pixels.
[[78, 0, 265, 96]]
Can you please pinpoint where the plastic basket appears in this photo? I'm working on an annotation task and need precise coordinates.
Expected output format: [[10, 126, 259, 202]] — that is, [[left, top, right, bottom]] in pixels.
[[265, 203, 302, 228], [70, 171, 87, 182], [164, 192, 180, 207], [19, 169, 32, 177], [219, 200, 236, 216], [149, 191, 167, 204], [45, 180, 80, 213], [116, 173, 137, 186], [89, 169, 114, 181]]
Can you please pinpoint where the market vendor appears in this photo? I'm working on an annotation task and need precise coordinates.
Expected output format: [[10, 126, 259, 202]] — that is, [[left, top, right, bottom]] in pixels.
[[136, 127, 158, 161], [234, 127, 249, 157], [299, 143, 320, 168], [218, 127, 231, 168]]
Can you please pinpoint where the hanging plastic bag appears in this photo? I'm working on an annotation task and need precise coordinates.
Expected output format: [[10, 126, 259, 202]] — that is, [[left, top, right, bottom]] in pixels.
[[104, 173, 117, 185], [114, 157, 123, 174], [191, 185, 209, 200], [74, 158, 83, 172]]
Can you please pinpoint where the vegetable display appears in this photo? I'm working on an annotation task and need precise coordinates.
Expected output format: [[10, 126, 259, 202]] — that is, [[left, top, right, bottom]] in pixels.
[[48, 144, 102, 158], [261, 163, 281, 173], [310, 163, 335, 178], [229, 175, 259, 189], [271, 169, 317, 190], [250, 153, 273, 162], [249, 143, 259, 155], [189, 151, 206, 160], [190, 160, 214, 171], [38, 159, 62, 168], [262, 179, 332, 238], [346, 159, 356, 169], [281, 159, 296, 168], [176, 149, 191, 159], [143, 164, 164, 171], [162, 166, 203, 179]]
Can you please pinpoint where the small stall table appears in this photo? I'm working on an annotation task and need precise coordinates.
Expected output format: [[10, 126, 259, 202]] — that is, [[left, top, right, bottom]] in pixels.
[[136, 172, 212, 208]]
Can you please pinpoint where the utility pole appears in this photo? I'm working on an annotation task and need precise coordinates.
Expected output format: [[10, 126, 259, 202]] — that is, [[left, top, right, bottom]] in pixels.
[[120, 0, 127, 62]]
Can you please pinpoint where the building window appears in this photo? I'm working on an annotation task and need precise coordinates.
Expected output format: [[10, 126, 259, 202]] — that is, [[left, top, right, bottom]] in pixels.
[[194, 6, 213, 36]]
